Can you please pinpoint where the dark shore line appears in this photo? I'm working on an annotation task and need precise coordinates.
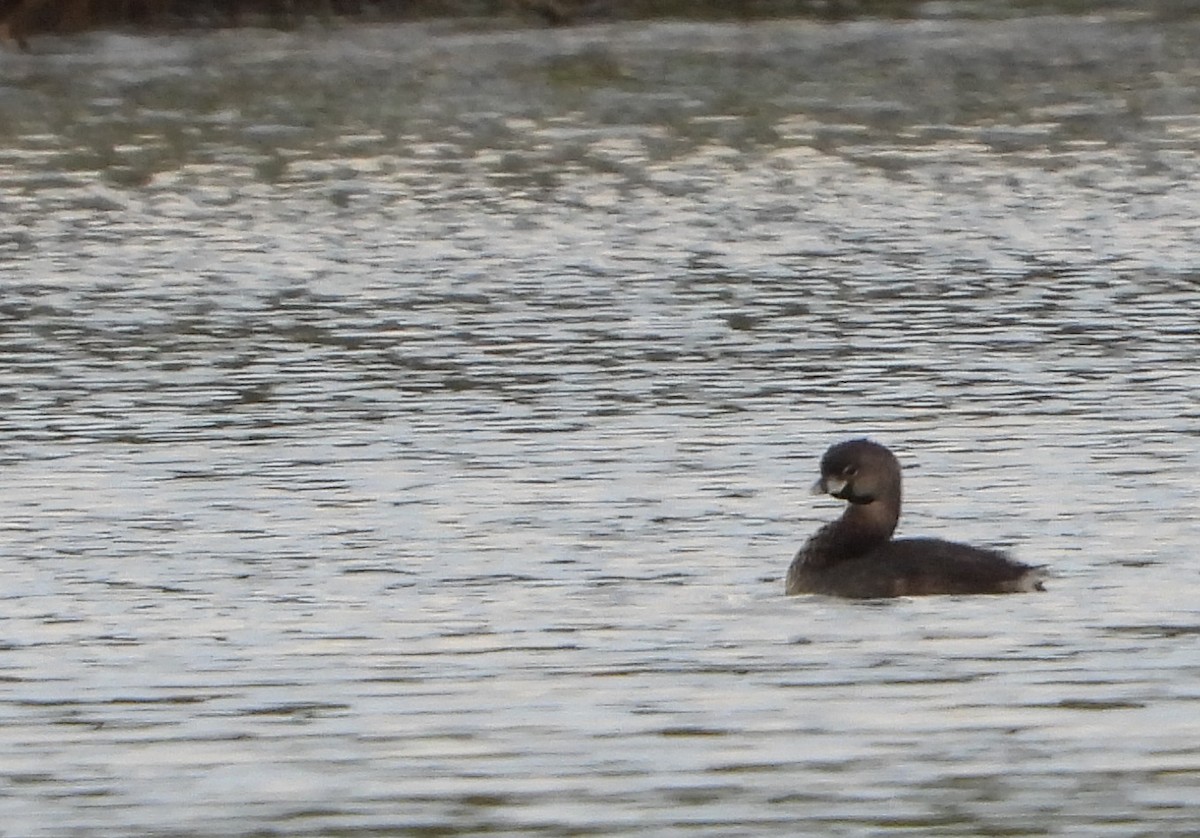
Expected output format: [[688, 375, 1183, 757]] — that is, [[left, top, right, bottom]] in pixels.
[[0, 0, 1190, 49], [0, 1, 901, 49]]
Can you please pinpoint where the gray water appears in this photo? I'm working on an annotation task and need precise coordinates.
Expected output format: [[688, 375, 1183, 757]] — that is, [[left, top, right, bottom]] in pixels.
[[2, 9, 1199, 837]]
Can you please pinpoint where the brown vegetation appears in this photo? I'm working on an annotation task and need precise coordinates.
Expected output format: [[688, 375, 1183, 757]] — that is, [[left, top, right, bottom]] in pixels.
[[0, 0, 386, 47], [0, 0, 933, 49], [1, 1, 163, 47]]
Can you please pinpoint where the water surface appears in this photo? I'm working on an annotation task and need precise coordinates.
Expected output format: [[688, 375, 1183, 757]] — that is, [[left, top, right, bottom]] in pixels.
[[2, 10, 1199, 836]]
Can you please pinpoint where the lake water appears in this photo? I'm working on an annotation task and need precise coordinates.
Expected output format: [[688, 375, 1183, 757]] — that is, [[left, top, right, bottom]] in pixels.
[[2, 8, 1199, 836]]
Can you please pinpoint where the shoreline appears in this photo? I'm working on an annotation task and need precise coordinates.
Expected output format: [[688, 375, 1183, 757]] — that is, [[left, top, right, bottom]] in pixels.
[[0, 0, 1184, 50]]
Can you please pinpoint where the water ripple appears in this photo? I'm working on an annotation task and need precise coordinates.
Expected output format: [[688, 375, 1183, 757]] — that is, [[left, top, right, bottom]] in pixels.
[[2, 11, 1200, 838]]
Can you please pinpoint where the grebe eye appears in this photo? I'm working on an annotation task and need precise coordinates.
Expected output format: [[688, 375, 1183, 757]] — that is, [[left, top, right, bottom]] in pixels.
[[842, 465, 858, 477]]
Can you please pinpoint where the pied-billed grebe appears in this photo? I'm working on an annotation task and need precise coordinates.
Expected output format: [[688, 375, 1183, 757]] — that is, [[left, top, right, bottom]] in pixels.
[[786, 439, 1046, 598]]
